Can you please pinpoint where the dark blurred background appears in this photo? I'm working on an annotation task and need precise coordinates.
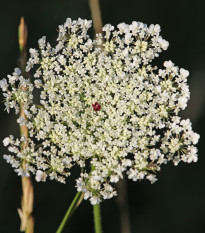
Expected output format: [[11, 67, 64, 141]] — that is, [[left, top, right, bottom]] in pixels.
[[0, 0, 205, 233]]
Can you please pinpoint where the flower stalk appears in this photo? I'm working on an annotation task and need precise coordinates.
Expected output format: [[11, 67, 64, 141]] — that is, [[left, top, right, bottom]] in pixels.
[[93, 204, 102, 233], [56, 192, 84, 233]]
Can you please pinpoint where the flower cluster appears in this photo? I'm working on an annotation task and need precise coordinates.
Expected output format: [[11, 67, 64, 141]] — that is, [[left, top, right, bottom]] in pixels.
[[1, 18, 199, 204]]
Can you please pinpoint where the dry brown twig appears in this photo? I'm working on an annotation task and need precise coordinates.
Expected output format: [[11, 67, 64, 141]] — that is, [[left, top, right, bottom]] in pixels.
[[17, 17, 34, 233]]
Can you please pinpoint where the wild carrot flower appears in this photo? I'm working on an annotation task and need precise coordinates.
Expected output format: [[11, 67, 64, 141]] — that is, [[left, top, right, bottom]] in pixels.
[[0, 18, 199, 204]]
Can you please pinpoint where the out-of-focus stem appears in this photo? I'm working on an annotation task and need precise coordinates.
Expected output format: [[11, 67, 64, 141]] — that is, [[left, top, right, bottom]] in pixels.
[[89, 0, 103, 34], [18, 17, 27, 76], [116, 178, 132, 233], [17, 17, 35, 233]]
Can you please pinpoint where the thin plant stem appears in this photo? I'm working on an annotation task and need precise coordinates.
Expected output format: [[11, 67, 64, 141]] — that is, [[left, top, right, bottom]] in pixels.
[[93, 204, 102, 233], [17, 17, 35, 233], [116, 178, 131, 233], [56, 192, 84, 233], [89, 0, 103, 34]]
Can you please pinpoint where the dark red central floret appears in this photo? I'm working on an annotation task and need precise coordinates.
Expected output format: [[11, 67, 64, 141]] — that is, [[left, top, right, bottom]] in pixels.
[[92, 102, 101, 111]]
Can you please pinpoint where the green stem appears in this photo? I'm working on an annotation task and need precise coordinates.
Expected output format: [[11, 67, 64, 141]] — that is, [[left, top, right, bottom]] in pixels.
[[93, 204, 102, 233], [56, 192, 83, 233]]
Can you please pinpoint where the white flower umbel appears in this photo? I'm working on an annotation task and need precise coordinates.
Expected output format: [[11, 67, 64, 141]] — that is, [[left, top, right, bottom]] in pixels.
[[1, 18, 199, 204]]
